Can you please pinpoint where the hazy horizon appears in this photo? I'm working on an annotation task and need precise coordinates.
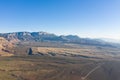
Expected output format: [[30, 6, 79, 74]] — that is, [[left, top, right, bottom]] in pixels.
[[0, 0, 120, 39]]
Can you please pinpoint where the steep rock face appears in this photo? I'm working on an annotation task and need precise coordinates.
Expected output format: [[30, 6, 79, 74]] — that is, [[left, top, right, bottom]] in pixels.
[[0, 37, 14, 56]]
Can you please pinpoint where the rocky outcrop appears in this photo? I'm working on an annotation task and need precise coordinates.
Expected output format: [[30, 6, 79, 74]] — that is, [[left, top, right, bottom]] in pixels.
[[0, 37, 14, 56], [28, 48, 33, 55]]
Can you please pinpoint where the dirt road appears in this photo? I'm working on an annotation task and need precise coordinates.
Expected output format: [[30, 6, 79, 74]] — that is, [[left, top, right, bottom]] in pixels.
[[81, 63, 104, 80]]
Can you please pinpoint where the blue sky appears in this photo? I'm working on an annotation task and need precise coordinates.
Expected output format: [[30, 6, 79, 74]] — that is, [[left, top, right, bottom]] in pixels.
[[0, 0, 120, 39]]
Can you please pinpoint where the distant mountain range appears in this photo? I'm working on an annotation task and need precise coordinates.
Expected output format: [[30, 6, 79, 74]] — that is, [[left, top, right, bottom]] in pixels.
[[100, 38, 120, 43], [0, 31, 117, 47]]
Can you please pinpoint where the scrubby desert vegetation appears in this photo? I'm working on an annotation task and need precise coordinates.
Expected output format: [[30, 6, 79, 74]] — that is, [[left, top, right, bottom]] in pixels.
[[0, 32, 120, 80], [0, 55, 120, 80]]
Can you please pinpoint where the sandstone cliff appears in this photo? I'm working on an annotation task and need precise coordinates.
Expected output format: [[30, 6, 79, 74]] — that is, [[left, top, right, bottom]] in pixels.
[[0, 37, 14, 56]]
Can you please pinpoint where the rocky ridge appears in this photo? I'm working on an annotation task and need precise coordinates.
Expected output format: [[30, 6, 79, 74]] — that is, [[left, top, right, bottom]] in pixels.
[[0, 31, 112, 47]]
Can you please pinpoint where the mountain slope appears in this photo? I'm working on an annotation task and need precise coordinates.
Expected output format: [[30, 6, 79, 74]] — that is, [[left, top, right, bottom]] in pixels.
[[0, 31, 113, 47], [0, 37, 14, 56]]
